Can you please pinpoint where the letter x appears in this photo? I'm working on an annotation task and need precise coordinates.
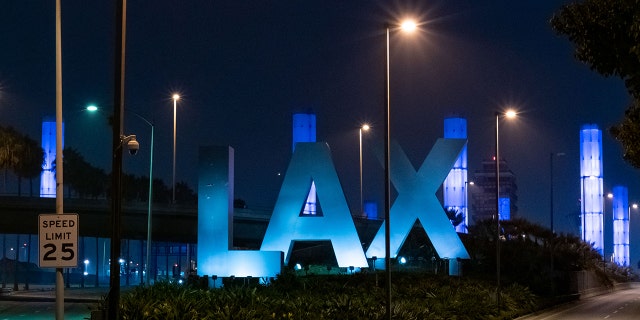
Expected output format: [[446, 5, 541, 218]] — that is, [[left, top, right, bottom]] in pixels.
[[366, 138, 470, 260]]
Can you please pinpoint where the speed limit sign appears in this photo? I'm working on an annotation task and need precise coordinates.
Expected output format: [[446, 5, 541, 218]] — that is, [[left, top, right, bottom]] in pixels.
[[38, 213, 79, 268]]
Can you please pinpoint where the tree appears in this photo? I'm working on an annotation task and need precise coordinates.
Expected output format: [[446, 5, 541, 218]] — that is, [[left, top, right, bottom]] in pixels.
[[465, 218, 613, 295], [0, 126, 20, 192], [63, 147, 108, 198], [174, 181, 197, 204], [551, 0, 640, 167], [0, 126, 43, 195], [609, 101, 640, 168], [445, 208, 464, 228], [13, 133, 44, 196]]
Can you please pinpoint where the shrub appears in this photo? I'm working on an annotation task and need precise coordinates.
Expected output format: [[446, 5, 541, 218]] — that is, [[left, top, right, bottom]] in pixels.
[[120, 273, 542, 319]]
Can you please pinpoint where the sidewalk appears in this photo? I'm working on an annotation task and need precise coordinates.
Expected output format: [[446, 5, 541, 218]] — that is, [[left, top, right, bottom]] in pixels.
[[0, 285, 109, 303]]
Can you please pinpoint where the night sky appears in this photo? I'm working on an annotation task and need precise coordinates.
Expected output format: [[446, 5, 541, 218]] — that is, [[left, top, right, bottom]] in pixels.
[[1, 1, 635, 237]]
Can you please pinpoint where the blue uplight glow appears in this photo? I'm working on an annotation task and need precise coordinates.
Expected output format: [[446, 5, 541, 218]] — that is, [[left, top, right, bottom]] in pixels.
[[197, 146, 282, 279], [40, 118, 63, 198], [443, 117, 468, 233], [612, 185, 629, 266], [293, 113, 317, 215], [261, 143, 368, 268], [366, 139, 470, 268], [580, 124, 604, 255]]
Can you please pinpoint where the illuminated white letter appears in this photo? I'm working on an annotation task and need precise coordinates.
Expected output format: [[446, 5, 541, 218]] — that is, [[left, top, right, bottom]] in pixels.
[[367, 139, 470, 262], [261, 143, 368, 268], [197, 146, 282, 278]]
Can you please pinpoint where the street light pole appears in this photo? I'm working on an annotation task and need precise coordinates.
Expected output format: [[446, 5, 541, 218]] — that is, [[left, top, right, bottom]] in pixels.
[[383, 24, 392, 320], [494, 112, 501, 307], [146, 122, 154, 285], [549, 152, 565, 280], [54, 0, 64, 318], [129, 113, 155, 286], [464, 181, 473, 233], [172, 94, 179, 204], [383, 19, 417, 320], [359, 124, 369, 218], [109, 0, 127, 318], [495, 109, 516, 308]]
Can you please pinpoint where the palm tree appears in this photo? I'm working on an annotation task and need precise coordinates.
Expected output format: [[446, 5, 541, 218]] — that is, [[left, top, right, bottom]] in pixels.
[[13, 133, 44, 196], [445, 208, 464, 228], [0, 126, 20, 193], [63, 147, 107, 198]]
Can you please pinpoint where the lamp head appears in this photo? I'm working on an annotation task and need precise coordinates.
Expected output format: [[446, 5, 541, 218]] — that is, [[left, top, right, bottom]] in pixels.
[[400, 20, 417, 32], [505, 109, 517, 119]]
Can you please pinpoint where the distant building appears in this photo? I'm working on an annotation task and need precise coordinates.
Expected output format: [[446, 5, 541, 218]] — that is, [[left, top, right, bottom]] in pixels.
[[470, 157, 518, 223]]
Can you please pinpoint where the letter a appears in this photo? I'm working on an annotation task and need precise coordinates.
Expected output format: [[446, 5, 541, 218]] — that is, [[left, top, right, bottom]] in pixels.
[[261, 142, 368, 268]]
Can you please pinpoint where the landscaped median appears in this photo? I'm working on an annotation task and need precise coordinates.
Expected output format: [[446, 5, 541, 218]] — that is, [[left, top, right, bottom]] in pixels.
[[117, 272, 539, 319]]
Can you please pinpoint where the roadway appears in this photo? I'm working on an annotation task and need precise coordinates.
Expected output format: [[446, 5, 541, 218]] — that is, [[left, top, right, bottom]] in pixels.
[[0, 301, 94, 320], [519, 284, 640, 320], [0, 286, 106, 319]]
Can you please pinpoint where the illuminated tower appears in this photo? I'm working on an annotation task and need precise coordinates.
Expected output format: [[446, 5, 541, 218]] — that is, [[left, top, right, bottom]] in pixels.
[[40, 117, 63, 198], [612, 185, 629, 266], [443, 117, 468, 233], [292, 113, 317, 215], [580, 124, 604, 255], [364, 201, 378, 220]]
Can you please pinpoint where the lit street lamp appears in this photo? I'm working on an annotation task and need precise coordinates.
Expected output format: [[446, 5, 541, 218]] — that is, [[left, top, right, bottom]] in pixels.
[[172, 94, 180, 204], [109, 1, 129, 316], [495, 109, 516, 306], [464, 181, 474, 233], [359, 124, 370, 217], [550, 152, 566, 236], [141, 117, 155, 286], [82, 259, 89, 288], [128, 112, 156, 286], [384, 18, 418, 320], [549, 152, 565, 279], [87, 105, 155, 286]]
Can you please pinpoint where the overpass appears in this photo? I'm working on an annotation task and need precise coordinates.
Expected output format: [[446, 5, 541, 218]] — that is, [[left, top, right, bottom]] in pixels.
[[0, 195, 382, 250], [0, 195, 382, 285]]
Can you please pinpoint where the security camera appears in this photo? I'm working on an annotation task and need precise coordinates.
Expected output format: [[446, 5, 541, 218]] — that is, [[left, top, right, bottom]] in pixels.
[[126, 135, 139, 155]]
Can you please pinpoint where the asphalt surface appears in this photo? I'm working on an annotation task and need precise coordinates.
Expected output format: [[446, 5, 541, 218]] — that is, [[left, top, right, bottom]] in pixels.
[[0, 285, 108, 319], [518, 283, 640, 320]]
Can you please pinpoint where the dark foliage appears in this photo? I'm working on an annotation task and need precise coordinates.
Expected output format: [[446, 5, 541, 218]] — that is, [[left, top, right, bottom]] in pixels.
[[551, 0, 640, 168]]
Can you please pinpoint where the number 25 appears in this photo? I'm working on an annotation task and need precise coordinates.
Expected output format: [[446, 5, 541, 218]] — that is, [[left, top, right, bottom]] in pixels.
[[43, 243, 75, 261]]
